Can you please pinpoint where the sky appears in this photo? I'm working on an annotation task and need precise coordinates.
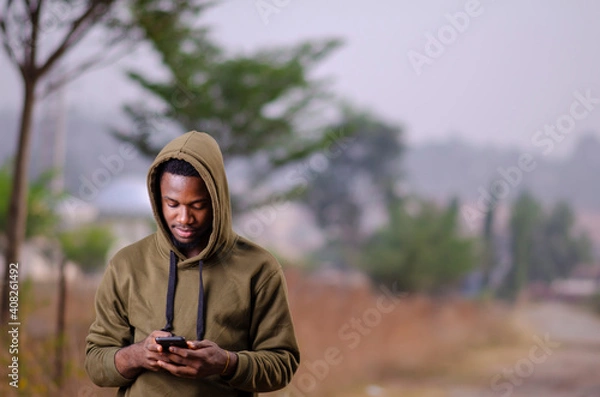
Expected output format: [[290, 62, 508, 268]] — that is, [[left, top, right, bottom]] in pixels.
[[1, 0, 600, 155]]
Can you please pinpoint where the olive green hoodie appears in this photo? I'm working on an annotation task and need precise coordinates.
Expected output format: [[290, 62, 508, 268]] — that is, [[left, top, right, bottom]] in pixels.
[[85, 131, 300, 396]]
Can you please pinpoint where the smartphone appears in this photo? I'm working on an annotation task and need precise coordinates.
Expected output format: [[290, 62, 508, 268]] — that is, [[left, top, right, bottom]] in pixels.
[[155, 336, 188, 349]]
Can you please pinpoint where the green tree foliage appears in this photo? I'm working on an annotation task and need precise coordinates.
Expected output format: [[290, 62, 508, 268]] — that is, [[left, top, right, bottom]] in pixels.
[[0, 0, 211, 323], [502, 191, 542, 299], [537, 201, 593, 278], [58, 225, 115, 273], [113, 1, 344, 203], [360, 198, 477, 293], [481, 203, 496, 289], [0, 164, 59, 240], [299, 111, 404, 265], [498, 192, 592, 300], [479, 180, 500, 291]]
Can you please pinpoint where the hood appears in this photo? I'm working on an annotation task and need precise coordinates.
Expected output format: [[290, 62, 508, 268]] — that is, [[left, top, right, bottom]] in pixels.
[[147, 131, 237, 265]]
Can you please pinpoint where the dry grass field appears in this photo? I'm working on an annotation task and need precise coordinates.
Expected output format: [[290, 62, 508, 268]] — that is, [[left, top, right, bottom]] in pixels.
[[2, 268, 583, 397]]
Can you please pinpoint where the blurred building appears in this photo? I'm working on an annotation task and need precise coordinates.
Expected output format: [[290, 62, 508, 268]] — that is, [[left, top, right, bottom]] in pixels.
[[92, 175, 154, 259], [550, 264, 600, 301]]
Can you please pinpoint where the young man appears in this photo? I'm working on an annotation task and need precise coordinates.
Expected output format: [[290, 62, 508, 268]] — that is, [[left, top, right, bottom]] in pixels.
[[85, 131, 300, 396]]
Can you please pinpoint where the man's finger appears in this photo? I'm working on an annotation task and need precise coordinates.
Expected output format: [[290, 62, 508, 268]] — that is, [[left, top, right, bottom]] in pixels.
[[158, 360, 194, 378], [148, 343, 163, 353], [187, 341, 199, 349], [189, 340, 214, 349]]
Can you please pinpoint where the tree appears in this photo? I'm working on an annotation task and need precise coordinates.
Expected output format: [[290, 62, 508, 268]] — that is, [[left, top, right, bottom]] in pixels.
[[298, 111, 404, 265], [498, 192, 592, 300], [0, 0, 108, 322], [360, 197, 477, 294], [0, 0, 209, 322], [480, 180, 498, 292], [112, 5, 344, 211], [0, 164, 59, 241], [529, 201, 592, 282], [499, 191, 543, 300], [54, 224, 114, 383], [2, 159, 113, 383], [58, 225, 114, 273]]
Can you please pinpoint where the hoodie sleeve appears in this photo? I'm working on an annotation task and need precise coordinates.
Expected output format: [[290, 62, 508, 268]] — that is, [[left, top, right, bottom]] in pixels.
[[226, 266, 300, 392], [84, 261, 136, 387]]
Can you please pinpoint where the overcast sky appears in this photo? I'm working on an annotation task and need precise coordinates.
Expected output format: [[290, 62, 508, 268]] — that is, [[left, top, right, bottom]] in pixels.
[[1, 0, 600, 155]]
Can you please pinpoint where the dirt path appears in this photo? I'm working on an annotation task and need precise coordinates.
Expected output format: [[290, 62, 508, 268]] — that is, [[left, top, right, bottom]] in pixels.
[[333, 301, 600, 397], [451, 301, 600, 397], [503, 301, 600, 397]]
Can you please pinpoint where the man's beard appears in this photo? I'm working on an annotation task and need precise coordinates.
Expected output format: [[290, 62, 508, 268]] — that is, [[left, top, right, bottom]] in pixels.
[[172, 235, 204, 252]]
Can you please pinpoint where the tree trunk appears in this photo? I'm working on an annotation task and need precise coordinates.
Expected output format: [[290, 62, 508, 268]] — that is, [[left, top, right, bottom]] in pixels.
[[54, 254, 67, 385], [1, 81, 36, 324]]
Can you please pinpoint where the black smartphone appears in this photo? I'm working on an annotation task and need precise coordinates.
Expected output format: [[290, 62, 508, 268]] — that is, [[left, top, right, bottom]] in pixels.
[[155, 336, 188, 349]]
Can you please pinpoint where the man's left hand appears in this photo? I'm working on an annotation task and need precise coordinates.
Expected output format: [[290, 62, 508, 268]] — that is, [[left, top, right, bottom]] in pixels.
[[157, 339, 238, 379]]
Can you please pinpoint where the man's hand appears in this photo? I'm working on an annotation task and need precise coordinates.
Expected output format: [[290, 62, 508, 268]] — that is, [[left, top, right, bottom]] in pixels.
[[115, 330, 174, 379], [157, 339, 238, 379]]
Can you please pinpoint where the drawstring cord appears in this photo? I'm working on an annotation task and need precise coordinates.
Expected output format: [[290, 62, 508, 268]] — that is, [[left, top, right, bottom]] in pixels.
[[162, 250, 205, 340]]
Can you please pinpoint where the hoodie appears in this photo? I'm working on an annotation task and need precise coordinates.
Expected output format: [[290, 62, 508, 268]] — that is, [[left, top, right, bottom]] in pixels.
[[85, 131, 300, 396]]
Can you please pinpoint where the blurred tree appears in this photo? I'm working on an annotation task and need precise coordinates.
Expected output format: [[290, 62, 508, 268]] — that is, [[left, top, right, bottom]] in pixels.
[[298, 111, 404, 266], [0, 0, 209, 322], [58, 225, 115, 274], [500, 191, 543, 300], [480, 180, 498, 293], [532, 201, 592, 280], [498, 192, 592, 300], [54, 224, 114, 382], [113, 3, 344, 211], [0, 164, 59, 240], [2, 160, 113, 381], [360, 198, 477, 294]]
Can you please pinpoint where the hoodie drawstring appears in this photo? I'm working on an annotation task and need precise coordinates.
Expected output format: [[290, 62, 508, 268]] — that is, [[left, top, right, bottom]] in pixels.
[[162, 250, 205, 340]]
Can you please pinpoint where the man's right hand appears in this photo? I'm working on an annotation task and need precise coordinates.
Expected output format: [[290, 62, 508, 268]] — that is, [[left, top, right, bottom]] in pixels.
[[115, 330, 174, 379]]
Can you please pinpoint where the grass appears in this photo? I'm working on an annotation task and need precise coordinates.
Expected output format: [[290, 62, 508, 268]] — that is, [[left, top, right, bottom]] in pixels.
[[1, 269, 526, 397]]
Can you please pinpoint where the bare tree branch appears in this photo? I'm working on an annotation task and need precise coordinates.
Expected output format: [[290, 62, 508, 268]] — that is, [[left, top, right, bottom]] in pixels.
[[0, 0, 26, 77], [26, 0, 43, 76], [39, 39, 137, 98], [37, 1, 114, 78]]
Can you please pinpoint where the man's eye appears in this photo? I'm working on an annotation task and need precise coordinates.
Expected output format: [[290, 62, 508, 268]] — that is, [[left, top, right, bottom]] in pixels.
[[167, 202, 178, 208]]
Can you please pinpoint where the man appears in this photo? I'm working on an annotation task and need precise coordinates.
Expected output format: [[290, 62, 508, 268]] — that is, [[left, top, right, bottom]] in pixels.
[[85, 131, 300, 396]]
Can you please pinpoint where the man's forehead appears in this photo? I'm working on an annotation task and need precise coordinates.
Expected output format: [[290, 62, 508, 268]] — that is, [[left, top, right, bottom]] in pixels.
[[160, 172, 209, 194]]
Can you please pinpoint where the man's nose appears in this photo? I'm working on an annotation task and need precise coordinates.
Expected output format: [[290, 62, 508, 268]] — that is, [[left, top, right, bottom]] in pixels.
[[178, 207, 194, 224]]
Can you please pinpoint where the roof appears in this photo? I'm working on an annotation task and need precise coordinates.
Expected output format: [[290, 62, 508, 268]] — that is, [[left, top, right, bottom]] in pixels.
[[93, 175, 153, 218]]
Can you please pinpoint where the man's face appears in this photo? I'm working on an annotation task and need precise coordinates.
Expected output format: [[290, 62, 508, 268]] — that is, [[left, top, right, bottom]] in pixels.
[[160, 172, 213, 256]]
